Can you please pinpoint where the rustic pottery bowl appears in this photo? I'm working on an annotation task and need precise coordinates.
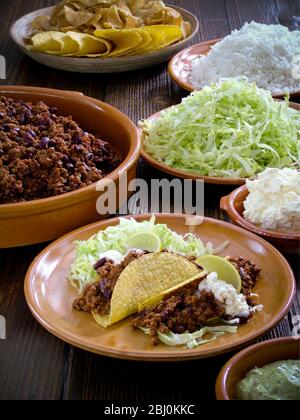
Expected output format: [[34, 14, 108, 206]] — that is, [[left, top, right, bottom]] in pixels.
[[10, 5, 199, 73], [141, 102, 300, 186], [168, 39, 300, 99], [0, 86, 140, 248], [220, 185, 300, 254], [215, 337, 300, 400]]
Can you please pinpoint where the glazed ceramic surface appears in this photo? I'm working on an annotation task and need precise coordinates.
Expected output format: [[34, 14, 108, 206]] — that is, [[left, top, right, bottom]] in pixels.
[[169, 40, 300, 98], [25, 214, 296, 361], [141, 102, 300, 186], [215, 337, 300, 400], [220, 185, 300, 254], [0, 86, 140, 248]]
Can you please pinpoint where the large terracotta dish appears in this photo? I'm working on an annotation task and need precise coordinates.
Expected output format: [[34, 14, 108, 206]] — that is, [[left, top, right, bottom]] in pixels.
[[0, 86, 140, 248], [168, 40, 300, 99], [25, 214, 296, 362], [141, 102, 300, 185], [10, 6, 199, 73], [216, 337, 300, 400], [220, 185, 300, 254]]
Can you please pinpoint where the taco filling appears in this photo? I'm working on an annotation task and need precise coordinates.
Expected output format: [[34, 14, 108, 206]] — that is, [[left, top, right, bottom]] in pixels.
[[72, 250, 206, 327], [73, 250, 145, 316], [132, 257, 262, 346]]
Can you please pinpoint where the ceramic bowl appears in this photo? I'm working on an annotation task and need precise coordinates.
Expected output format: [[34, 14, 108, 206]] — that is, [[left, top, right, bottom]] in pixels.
[[216, 337, 300, 400], [141, 102, 300, 186], [10, 5, 199, 73], [220, 185, 300, 254], [0, 86, 140, 248], [169, 40, 300, 99]]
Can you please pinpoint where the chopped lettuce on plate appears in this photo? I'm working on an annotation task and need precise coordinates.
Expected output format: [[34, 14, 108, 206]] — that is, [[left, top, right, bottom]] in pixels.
[[142, 77, 300, 178]]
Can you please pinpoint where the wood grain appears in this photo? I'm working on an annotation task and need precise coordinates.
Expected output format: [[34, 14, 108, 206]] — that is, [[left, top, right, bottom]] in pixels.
[[0, 0, 299, 401]]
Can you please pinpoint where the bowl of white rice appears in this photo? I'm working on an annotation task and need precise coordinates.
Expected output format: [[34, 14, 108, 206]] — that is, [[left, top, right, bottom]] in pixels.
[[169, 22, 300, 98]]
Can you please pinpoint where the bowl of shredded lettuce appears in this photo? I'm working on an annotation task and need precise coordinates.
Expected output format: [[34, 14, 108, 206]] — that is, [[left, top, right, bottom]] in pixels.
[[141, 78, 300, 185]]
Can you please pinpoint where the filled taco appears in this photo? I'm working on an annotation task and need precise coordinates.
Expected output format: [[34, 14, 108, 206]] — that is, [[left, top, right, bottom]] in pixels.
[[73, 251, 207, 327], [132, 256, 263, 348]]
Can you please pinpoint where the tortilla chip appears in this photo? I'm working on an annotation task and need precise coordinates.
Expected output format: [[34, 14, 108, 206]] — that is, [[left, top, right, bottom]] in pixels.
[[94, 28, 143, 57], [30, 31, 63, 53], [64, 5, 94, 26], [67, 31, 112, 55], [93, 252, 205, 328], [126, 28, 152, 55], [141, 25, 184, 53]]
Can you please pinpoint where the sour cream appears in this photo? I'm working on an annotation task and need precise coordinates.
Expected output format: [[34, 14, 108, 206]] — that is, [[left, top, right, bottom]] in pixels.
[[198, 272, 262, 318]]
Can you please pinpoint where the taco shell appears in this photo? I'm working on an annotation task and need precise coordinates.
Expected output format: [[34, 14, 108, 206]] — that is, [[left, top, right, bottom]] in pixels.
[[93, 252, 205, 328]]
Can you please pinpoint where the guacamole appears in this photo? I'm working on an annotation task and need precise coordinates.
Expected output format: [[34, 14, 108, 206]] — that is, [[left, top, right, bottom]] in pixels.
[[236, 360, 300, 400]]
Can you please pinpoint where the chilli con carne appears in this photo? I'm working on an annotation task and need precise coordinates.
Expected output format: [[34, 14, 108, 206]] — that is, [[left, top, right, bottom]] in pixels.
[[0, 96, 121, 203]]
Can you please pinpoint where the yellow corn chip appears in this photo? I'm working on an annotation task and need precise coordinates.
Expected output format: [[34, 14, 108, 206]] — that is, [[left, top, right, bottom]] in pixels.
[[67, 31, 111, 55], [94, 28, 143, 57]]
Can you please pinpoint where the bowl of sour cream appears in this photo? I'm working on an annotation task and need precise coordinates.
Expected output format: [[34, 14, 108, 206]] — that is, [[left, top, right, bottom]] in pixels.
[[220, 168, 300, 254]]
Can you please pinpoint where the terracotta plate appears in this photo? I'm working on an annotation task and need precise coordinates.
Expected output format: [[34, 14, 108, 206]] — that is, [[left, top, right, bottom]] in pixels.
[[25, 214, 296, 362], [168, 40, 300, 99], [141, 102, 300, 186]]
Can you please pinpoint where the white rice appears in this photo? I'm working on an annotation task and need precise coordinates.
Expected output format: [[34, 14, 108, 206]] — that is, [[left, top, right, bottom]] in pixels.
[[191, 22, 300, 95]]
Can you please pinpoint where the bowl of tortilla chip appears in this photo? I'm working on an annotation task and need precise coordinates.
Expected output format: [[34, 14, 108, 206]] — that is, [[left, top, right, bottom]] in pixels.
[[10, 1, 199, 73]]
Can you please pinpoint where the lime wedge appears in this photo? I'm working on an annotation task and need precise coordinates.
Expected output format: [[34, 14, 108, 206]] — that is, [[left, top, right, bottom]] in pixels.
[[197, 255, 242, 293], [125, 232, 162, 253]]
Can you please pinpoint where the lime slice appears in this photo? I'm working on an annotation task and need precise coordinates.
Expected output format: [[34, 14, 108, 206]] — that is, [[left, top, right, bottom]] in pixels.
[[197, 255, 242, 293], [125, 232, 162, 253]]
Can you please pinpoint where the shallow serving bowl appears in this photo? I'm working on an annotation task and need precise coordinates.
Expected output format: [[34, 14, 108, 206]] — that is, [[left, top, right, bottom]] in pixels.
[[220, 185, 300, 254], [0, 86, 140, 248], [141, 102, 300, 186], [215, 337, 300, 400], [10, 5, 199, 73], [168, 40, 300, 99]]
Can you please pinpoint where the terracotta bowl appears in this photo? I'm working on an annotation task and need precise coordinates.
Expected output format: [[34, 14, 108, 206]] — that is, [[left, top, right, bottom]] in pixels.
[[220, 185, 300, 254], [141, 102, 300, 186], [216, 337, 300, 400], [0, 86, 140, 248], [168, 40, 300, 99]]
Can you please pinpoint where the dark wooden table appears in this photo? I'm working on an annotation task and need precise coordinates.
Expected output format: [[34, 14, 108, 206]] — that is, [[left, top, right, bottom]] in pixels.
[[0, 0, 299, 401]]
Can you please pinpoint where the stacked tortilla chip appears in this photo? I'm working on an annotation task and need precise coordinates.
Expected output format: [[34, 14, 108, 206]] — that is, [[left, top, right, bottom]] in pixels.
[[27, 0, 190, 57]]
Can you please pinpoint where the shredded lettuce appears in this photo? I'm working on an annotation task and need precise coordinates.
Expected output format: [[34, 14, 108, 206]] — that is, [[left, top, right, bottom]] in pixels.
[[140, 325, 238, 349], [69, 216, 217, 291], [142, 78, 300, 178]]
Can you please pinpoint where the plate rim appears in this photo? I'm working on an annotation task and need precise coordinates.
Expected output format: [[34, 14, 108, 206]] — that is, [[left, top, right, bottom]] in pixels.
[[24, 213, 296, 362], [168, 39, 300, 99], [10, 4, 200, 63], [140, 101, 300, 185]]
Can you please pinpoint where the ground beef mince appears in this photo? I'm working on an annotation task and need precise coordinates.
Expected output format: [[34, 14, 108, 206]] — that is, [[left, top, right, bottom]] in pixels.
[[73, 250, 144, 316], [229, 257, 260, 298], [132, 279, 225, 345], [0, 96, 121, 203]]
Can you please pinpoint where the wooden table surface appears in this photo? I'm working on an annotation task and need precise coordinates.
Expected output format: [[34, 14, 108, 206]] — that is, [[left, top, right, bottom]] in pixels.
[[0, 0, 299, 401]]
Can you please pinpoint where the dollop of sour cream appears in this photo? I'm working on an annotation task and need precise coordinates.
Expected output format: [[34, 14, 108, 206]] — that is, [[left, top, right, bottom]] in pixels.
[[198, 272, 262, 318]]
